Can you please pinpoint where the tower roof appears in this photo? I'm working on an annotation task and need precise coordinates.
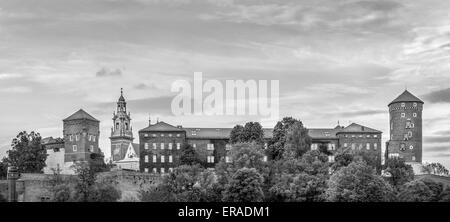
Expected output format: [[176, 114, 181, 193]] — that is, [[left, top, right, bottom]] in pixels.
[[118, 88, 125, 102], [63, 109, 99, 122], [389, 90, 424, 106]]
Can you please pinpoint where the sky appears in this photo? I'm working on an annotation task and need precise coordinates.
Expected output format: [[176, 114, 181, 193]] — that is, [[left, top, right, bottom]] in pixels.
[[0, 0, 450, 169]]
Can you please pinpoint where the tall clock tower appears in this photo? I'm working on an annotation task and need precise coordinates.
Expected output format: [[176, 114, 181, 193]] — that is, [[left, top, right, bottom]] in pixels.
[[387, 90, 424, 163], [110, 88, 134, 161]]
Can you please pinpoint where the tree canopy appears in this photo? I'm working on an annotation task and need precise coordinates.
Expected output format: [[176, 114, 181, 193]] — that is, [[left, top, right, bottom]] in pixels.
[[5, 131, 47, 173]]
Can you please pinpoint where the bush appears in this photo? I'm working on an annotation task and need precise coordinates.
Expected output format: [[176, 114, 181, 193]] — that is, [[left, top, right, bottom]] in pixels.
[[52, 184, 72, 202], [397, 180, 433, 202], [222, 168, 264, 202]]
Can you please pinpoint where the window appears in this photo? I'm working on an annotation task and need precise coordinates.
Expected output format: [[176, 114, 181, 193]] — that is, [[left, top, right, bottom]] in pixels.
[[152, 134, 156, 137], [152, 155, 157, 163], [90, 145, 94, 152], [366, 135, 370, 138], [344, 143, 348, 148], [374, 143, 378, 150], [176, 134, 180, 137], [169, 155, 173, 163], [264, 143, 268, 149], [359, 144, 363, 150], [351, 144, 356, 150], [207, 143, 214, 150], [311, 144, 318, 150], [226, 144, 232, 150], [160, 143, 165, 150], [76, 135, 79, 141], [152, 143, 157, 149], [413, 102, 417, 107], [144, 133, 148, 137], [389, 153, 400, 158], [168, 143, 172, 150], [327, 143, 335, 151], [169, 134, 172, 137], [351, 135, 356, 138], [161, 155, 165, 163], [408, 131, 413, 138], [161, 134, 164, 137], [413, 113, 417, 117], [160, 168, 165, 174], [152, 168, 157, 173], [144, 168, 149, 173], [374, 135, 378, 138], [145, 155, 149, 163], [207, 156, 214, 163], [69, 135, 73, 141], [177, 143, 181, 150], [193, 143, 196, 148], [263, 156, 268, 162], [73, 145, 77, 151], [409, 145, 414, 150], [169, 168, 173, 173], [401, 113, 406, 118], [401, 103, 405, 107], [88, 135, 91, 141], [328, 156, 335, 163], [93, 135, 96, 142], [412, 156, 416, 161], [225, 156, 232, 163], [359, 134, 363, 138], [145, 143, 149, 150]]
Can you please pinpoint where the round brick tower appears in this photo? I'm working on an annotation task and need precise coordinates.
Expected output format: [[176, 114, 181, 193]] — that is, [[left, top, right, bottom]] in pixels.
[[387, 90, 424, 163]]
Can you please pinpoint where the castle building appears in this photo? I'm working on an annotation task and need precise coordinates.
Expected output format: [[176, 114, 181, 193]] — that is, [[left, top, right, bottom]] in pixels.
[[138, 121, 381, 174], [42, 109, 102, 174], [109, 89, 140, 170], [386, 90, 424, 163]]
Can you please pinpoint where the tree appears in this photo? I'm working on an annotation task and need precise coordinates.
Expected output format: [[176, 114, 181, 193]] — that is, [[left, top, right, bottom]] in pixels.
[[52, 184, 72, 202], [0, 158, 8, 179], [242, 122, 264, 144], [397, 180, 433, 202], [420, 178, 444, 202], [227, 142, 266, 171], [330, 149, 354, 172], [283, 122, 312, 159], [229, 125, 244, 144], [384, 158, 414, 188], [326, 161, 395, 202], [179, 143, 202, 166], [267, 117, 302, 160], [421, 162, 449, 176], [439, 187, 450, 202], [269, 172, 328, 202], [5, 131, 47, 173], [222, 168, 264, 202], [71, 162, 97, 202]]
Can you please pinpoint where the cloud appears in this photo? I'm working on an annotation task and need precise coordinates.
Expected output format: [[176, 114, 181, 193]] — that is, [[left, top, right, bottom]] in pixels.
[[335, 109, 385, 118], [96, 67, 122, 77], [422, 88, 450, 103], [424, 135, 450, 143], [0, 73, 23, 79], [0, 86, 32, 93], [425, 145, 450, 152]]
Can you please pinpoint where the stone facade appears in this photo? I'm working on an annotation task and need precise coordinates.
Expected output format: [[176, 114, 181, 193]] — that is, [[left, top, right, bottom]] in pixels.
[[386, 90, 424, 163]]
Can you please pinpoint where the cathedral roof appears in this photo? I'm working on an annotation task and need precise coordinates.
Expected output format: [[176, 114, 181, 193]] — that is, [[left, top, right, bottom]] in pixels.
[[139, 121, 185, 132], [389, 90, 424, 106], [63, 109, 99, 122]]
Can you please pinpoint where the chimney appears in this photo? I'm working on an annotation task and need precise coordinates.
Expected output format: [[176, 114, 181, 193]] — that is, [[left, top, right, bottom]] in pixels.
[[148, 114, 151, 126]]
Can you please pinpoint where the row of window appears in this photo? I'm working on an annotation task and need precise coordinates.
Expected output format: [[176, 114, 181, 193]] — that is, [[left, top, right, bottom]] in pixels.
[[144, 167, 173, 174], [144, 143, 181, 150], [401, 102, 418, 108], [68, 134, 96, 142], [401, 113, 418, 118], [144, 155, 174, 163], [143, 133, 181, 138], [343, 143, 378, 150], [311, 143, 336, 151], [388, 153, 416, 161], [343, 134, 378, 138], [72, 145, 95, 152]]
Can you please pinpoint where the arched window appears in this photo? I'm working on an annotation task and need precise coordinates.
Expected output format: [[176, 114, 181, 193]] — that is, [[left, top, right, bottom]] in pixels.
[[115, 122, 119, 129], [125, 122, 129, 130]]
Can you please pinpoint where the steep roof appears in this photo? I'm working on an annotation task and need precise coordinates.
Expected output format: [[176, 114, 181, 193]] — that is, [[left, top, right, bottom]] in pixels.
[[389, 90, 424, 106], [63, 109, 99, 122], [139, 121, 185, 132], [337, 123, 382, 134], [308, 128, 340, 139]]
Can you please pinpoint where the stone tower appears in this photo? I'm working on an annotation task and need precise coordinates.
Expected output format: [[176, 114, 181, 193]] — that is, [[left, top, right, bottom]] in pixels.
[[63, 109, 100, 163], [387, 90, 424, 163], [110, 88, 134, 161]]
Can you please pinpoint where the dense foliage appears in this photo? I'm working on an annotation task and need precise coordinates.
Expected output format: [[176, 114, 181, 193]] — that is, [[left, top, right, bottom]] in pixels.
[[4, 131, 47, 173]]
